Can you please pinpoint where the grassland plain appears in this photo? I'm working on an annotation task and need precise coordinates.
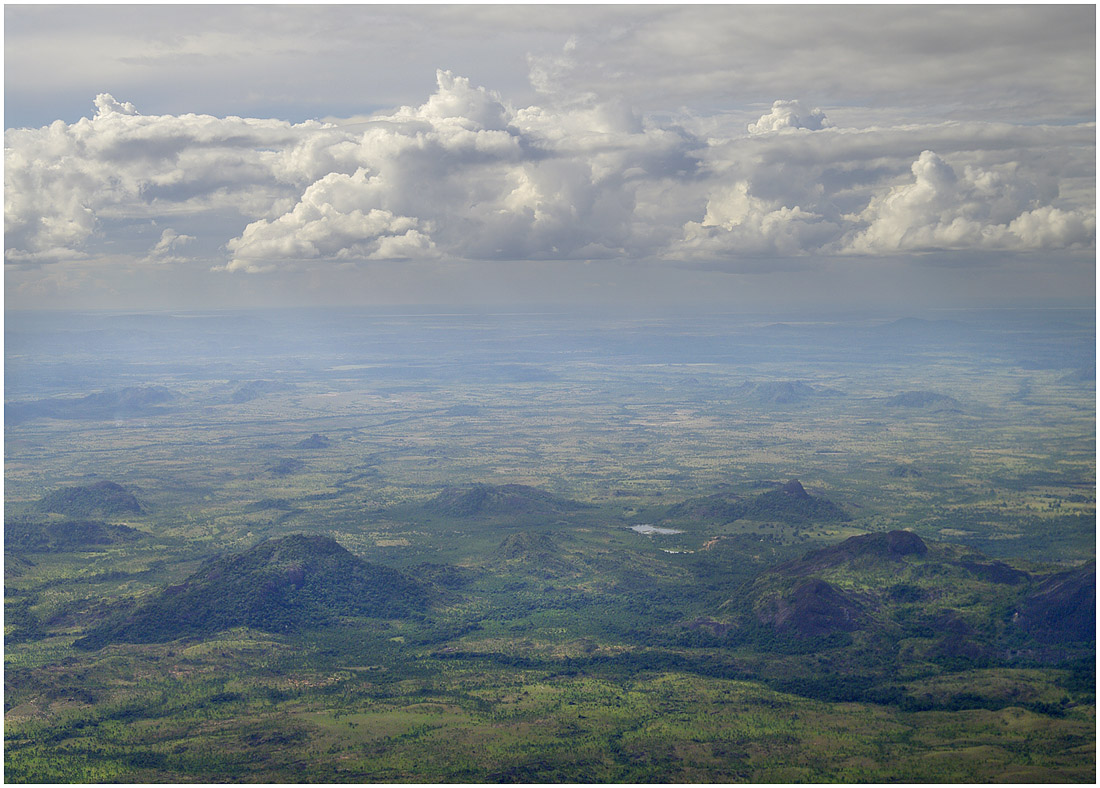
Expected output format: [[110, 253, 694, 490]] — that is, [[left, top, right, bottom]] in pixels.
[[4, 308, 1095, 782]]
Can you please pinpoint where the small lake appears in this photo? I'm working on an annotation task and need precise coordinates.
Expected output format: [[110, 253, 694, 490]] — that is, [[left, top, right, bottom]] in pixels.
[[630, 524, 684, 535]]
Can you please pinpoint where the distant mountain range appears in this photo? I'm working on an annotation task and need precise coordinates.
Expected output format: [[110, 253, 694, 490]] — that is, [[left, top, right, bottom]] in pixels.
[[6, 386, 176, 424]]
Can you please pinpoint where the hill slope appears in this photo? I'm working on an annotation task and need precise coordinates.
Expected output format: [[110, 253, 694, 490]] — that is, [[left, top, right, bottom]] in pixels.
[[5, 518, 144, 553], [726, 530, 1094, 659], [6, 386, 176, 424], [74, 535, 427, 648], [883, 390, 962, 410], [424, 484, 592, 518], [733, 380, 842, 405], [666, 479, 848, 524], [1014, 562, 1096, 644], [34, 481, 143, 518]]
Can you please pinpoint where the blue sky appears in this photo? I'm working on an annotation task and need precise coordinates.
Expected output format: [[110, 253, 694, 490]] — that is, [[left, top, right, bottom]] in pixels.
[[5, 4, 1095, 311]]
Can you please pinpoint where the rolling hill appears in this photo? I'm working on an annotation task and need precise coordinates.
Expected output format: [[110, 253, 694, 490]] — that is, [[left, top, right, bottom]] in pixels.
[[34, 481, 143, 518], [5, 518, 144, 553]]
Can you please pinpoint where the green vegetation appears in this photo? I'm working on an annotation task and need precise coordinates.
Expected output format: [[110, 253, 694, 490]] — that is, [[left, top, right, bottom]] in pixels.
[[665, 479, 848, 525], [33, 481, 143, 518], [73, 535, 428, 649], [883, 390, 963, 410], [4, 309, 1094, 782], [423, 483, 593, 518], [5, 518, 144, 553]]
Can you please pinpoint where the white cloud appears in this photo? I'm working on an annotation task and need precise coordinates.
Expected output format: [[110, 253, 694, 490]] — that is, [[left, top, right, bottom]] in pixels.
[[4, 93, 323, 264], [671, 181, 839, 261], [94, 93, 139, 117], [748, 100, 830, 134], [5, 75, 1095, 276], [226, 169, 436, 272], [843, 151, 1095, 254], [152, 227, 193, 252], [225, 70, 697, 270]]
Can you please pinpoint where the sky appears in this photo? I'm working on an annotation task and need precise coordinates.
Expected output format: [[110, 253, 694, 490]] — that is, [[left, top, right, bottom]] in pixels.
[[4, 4, 1096, 312]]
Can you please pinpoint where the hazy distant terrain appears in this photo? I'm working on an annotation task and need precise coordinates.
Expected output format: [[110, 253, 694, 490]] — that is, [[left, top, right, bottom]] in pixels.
[[4, 308, 1095, 782]]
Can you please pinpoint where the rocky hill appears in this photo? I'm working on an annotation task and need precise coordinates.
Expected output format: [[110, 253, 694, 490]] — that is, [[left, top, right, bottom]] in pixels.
[[495, 532, 562, 562], [774, 528, 928, 576], [723, 530, 1094, 660], [74, 535, 427, 649], [737, 479, 849, 523], [269, 458, 306, 476], [666, 479, 848, 524], [1014, 562, 1096, 644], [753, 577, 868, 636]]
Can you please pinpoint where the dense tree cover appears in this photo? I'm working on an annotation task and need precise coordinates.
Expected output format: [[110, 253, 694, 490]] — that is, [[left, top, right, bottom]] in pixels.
[[33, 481, 143, 518], [73, 535, 428, 649], [4, 518, 143, 553], [6, 481, 1094, 782], [4, 597, 44, 644], [666, 479, 849, 524]]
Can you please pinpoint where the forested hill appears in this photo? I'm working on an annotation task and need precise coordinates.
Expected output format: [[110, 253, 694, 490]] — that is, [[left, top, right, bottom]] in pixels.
[[74, 535, 427, 649]]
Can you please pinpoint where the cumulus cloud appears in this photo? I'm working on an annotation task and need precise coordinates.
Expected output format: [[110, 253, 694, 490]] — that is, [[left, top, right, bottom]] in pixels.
[[671, 181, 839, 260], [843, 150, 1095, 254], [94, 93, 138, 117], [747, 100, 831, 134], [151, 227, 193, 253], [144, 227, 196, 264], [4, 93, 322, 263], [225, 70, 694, 270], [226, 169, 436, 272], [4, 77, 1095, 275]]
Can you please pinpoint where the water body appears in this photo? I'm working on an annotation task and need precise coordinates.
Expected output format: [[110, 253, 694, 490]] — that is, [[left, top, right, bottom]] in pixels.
[[630, 524, 684, 535]]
